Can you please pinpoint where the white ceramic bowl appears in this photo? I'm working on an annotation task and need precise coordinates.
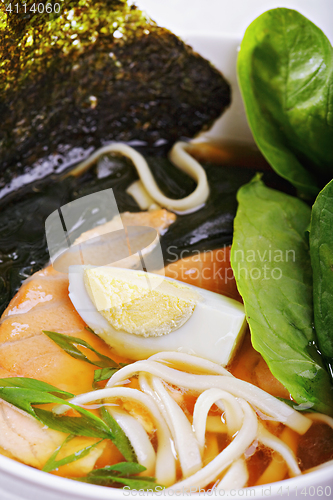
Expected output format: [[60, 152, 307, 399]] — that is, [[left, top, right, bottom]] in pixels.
[[0, 33, 332, 500]]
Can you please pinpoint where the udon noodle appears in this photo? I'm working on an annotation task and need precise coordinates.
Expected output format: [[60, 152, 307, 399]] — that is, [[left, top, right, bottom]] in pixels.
[[53, 351, 329, 490], [66, 142, 210, 214]]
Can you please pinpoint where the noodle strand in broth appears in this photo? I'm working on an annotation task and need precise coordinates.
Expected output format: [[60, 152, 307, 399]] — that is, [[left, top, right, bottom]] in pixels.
[[51, 351, 320, 490]]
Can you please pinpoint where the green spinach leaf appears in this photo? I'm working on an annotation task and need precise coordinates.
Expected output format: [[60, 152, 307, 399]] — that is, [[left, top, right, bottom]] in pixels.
[[231, 176, 333, 415], [310, 179, 333, 375], [276, 398, 316, 412], [237, 8, 333, 198]]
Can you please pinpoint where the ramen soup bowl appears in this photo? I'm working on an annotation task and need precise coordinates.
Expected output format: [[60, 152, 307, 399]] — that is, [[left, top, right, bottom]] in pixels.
[[0, 31, 332, 500]]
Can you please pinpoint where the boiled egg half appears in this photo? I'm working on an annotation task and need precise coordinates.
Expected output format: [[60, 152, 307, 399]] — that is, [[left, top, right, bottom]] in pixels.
[[68, 266, 246, 365]]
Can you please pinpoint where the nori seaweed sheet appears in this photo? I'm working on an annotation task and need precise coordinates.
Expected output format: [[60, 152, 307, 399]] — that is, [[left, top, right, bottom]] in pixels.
[[0, 151, 293, 315], [0, 1, 296, 318], [0, 0, 230, 201]]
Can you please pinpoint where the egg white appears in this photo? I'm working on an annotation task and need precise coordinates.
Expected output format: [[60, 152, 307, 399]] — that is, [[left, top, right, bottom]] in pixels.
[[68, 266, 246, 365]]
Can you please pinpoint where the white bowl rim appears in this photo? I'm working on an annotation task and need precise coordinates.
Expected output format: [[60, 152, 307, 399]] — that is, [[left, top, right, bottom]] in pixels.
[[1, 446, 333, 499]]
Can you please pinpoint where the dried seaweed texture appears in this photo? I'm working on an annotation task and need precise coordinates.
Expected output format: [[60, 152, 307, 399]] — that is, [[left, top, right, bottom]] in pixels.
[[0, 149, 291, 316], [0, 0, 230, 200]]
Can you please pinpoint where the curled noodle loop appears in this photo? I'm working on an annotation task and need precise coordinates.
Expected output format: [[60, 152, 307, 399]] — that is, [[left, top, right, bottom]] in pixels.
[[53, 351, 315, 490]]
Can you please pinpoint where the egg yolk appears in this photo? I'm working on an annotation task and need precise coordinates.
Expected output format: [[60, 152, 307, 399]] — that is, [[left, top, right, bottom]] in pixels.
[[83, 267, 201, 337]]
